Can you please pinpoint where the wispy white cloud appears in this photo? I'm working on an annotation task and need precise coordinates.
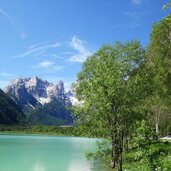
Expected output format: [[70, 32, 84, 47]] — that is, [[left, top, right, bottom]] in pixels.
[[63, 52, 73, 55], [51, 54, 59, 58], [71, 36, 86, 53], [131, 0, 142, 5], [34, 61, 54, 69], [0, 8, 13, 23], [69, 36, 92, 63], [13, 42, 60, 58], [33, 60, 64, 72], [28, 41, 48, 50], [0, 7, 27, 39]]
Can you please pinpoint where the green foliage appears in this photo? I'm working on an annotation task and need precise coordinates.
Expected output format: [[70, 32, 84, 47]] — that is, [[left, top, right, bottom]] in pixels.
[[133, 121, 155, 149], [132, 121, 171, 171], [123, 141, 171, 171], [75, 40, 145, 136]]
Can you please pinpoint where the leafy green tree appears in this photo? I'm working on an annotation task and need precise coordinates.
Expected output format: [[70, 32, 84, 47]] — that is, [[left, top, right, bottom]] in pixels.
[[74, 41, 146, 170]]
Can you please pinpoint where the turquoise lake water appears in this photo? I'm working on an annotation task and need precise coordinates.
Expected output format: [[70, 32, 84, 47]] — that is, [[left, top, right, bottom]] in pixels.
[[0, 134, 106, 171]]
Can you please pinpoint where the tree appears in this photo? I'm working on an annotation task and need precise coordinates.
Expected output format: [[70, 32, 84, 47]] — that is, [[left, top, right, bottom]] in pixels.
[[144, 14, 171, 137], [74, 41, 146, 170]]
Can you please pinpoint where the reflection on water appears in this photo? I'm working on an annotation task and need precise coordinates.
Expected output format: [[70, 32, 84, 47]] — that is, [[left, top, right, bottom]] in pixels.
[[32, 162, 45, 171], [0, 135, 106, 171], [67, 160, 92, 171]]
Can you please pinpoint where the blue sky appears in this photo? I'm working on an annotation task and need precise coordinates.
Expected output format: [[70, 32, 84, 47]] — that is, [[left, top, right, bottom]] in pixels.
[[0, 0, 170, 90]]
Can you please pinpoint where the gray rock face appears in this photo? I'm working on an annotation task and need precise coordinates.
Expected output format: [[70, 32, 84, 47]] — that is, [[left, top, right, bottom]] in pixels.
[[5, 78, 39, 108], [5, 77, 69, 107], [25, 76, 49, 98]]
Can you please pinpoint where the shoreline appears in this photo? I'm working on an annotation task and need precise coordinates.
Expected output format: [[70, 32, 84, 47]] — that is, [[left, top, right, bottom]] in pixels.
[[0, 131, 99, 140]]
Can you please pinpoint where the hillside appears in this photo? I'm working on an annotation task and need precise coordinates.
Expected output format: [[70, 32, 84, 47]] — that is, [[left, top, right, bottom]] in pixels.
[[0, 89, 25, 125]]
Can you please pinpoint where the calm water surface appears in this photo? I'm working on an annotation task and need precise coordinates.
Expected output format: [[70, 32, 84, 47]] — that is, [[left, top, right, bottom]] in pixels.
[[0, 134, 108, 171]]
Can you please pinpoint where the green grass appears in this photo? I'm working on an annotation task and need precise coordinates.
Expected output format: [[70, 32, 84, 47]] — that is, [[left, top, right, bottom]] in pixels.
[[122, 141, 171, 171]]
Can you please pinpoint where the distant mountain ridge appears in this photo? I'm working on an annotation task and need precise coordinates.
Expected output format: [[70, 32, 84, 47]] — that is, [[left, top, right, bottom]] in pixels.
[[5, 77, 74, 125], [5, 77, 69, 106]]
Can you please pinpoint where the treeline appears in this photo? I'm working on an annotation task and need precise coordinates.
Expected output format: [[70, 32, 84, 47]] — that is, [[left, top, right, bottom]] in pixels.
[[0, 125, 77, 136], [0, 125, 95, 137], [72, 14, 171, 171]]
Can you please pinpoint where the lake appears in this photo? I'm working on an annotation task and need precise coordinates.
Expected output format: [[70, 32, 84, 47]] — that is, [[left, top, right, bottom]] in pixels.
[[0, 134, 107, 171]]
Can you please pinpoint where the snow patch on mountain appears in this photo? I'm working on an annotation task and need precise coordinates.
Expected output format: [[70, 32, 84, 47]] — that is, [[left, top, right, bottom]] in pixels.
[[37, 97, 51, 105], [5, 76, 78, 106]]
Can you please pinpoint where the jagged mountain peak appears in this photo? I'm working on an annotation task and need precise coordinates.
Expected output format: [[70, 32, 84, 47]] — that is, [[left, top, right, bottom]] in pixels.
[[58, 80, 64, 87], [29, 76, 50, 86], [5, 76, 67, 106], [10, 77, 29, 85], [6, 76, 64, 90], [9, 76, 50, 86]]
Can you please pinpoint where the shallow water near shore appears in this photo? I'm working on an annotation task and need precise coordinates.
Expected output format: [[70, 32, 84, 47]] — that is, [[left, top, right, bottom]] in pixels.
[[0, 134, 109, 171]]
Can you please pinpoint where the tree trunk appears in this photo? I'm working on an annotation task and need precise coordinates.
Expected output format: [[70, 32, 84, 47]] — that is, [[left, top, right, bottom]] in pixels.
[[118, 152, 123, 171], [125, 136, 129, 152], [116, 129, 123, 171], [118, 131, 123, 171], [155, 121, 159, 136], [124, 131, 129, 152], [155, 108, 161, 140], [111, 135, 116, 169]]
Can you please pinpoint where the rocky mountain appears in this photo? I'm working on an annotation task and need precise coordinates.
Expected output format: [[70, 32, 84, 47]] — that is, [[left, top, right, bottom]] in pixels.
[[5, 77, 73, 125], [0, 89, 25, 125], [5, 77, 69, 106]]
